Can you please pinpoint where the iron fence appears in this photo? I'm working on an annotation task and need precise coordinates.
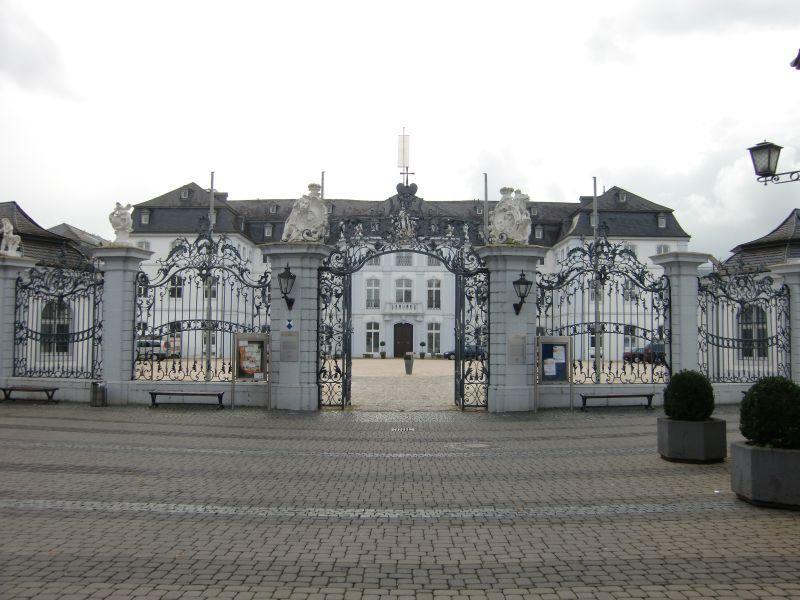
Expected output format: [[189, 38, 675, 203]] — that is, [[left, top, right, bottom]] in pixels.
[[14, 263, 103, 378], [134, 226, 270, 381], [536, 237, 671, 384], [698, 270, 790, 382]]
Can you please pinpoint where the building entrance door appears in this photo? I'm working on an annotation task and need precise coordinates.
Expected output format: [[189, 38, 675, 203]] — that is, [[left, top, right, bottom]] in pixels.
[[393, 323, 413, 357]]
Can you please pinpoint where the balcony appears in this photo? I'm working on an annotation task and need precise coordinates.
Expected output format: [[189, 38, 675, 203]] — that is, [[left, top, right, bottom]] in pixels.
[[383, 301, 423, 315]]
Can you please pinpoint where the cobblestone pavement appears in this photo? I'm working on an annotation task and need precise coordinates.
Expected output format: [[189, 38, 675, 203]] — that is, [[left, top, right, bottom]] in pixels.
[[1, 402, 799, 599], [350, 359, 455, 411]]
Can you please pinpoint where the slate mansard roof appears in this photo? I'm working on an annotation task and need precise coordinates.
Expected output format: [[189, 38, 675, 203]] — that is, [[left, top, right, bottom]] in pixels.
[[725, 209, 800, 270], [131, 182, 690, 247], [0, 202, 90, 267]]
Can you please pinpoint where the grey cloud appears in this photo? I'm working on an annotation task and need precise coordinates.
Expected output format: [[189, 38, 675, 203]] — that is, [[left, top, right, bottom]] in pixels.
[[0, 1, 71, 94]]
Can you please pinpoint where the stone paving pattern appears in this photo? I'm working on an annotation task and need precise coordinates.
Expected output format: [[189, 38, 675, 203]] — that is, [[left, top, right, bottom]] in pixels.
[[1, 401, 799, 599]]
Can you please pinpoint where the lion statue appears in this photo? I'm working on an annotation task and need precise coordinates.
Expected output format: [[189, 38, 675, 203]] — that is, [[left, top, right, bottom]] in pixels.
[[282, 183, 329, 242], [489, 187, 531, 244]]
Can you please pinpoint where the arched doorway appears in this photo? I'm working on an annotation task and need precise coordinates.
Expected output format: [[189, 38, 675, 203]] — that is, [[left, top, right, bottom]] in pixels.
[[317, 183, 490, 410], [393, 323, 413, 357]]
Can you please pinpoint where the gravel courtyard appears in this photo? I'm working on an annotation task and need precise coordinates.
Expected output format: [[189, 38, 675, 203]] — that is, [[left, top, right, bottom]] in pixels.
[[1, 402, 798, 600], [350, 358, 455, 410]]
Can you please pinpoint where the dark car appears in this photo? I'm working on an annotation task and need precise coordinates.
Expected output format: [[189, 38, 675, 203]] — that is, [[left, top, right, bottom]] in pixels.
[[443, 345, 486, 360], [135, 337, 168, 361], [623, 343, 666, 364]]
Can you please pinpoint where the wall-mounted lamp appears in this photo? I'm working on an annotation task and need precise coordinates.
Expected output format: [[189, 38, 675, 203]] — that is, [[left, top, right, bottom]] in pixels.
[[277, 264, 296, 310], [512, 271, 533, 315]]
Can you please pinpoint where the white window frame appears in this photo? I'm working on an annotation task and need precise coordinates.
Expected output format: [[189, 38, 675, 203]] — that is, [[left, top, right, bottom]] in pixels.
[[427, 279, 441, 310], [427, 322, 441, 354], [366, 322, 380, 353], [366, 278, 380, 309], [395, 278, 412, 303], [395, 252, 413, 267]]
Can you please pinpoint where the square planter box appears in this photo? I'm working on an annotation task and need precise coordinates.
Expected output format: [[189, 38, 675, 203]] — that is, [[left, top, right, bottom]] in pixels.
[[657, 417, 726, 463], [731, 441, 800, 510]]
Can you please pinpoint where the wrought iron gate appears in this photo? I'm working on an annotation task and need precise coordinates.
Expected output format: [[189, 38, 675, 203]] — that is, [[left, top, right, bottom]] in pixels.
[[134, 223, 270, 381], [316, 183, 490, 409], [698, 269, 790, 382], [14, 262, 104, 379], [536, 236, 671, 384]]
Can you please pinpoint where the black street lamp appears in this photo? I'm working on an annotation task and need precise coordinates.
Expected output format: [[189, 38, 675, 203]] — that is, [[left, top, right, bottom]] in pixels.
[[512, 271, 533, 315], [748, 141, 800, 185], [277, 264, 296, 310]]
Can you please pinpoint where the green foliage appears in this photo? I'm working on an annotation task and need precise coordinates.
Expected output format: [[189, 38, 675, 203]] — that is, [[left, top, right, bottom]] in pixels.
[[663, 370, 715, 421], [741, 376, 800, 449]]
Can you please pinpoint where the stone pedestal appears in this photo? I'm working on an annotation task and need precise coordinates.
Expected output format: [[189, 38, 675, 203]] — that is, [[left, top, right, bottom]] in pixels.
[[262, 243, 332, 410], [651, 252, 712, 374], [91, 245, 153, 404], [0, 255, 37, 380], [477, 245, 547, 412]]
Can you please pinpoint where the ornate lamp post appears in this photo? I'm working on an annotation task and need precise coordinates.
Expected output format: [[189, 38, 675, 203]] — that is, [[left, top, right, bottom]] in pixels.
[[748, 141, 800, 185]]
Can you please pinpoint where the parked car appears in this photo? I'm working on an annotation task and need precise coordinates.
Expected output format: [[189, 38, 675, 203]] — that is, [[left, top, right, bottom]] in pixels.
[[136, 337, 168, 361], [443, 345, 486, 360], [623, 343, 666, 364]]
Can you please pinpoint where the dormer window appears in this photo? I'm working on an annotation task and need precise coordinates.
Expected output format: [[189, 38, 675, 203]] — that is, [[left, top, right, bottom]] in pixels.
[[529, 205, 538, 216], [269, 204, 277, 214], [264, 224, 273, 238], [590, 213, 597, 227], [618, 192, 627, 204], [180, 188, 189, 199], [140, 210, 150, 225], [658, 214, 667, 228], [475, 205, 483, 215], [534, 225, 543, 239]]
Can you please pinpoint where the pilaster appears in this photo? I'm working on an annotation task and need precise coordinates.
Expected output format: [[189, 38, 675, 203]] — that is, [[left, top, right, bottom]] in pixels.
[[0, 255, 37, 380], [651, 251, 712, 374], [477, 244, 547, 412], [91, 245, 153, 404], [262, 243, 333, 410]]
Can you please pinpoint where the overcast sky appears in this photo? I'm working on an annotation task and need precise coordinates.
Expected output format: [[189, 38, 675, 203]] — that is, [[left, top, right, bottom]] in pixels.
[[1, 0, 799, 259]]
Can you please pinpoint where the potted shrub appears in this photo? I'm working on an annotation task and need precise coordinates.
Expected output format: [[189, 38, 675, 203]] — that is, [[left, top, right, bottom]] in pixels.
[[657, 370, 725, 463], [419, 341, 426, 359], [379, 341, 386, 359], [732, 376, 800, 509]]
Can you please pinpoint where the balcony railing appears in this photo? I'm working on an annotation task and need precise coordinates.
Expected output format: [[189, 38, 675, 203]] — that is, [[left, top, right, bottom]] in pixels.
[[384, 301, 423, 314]]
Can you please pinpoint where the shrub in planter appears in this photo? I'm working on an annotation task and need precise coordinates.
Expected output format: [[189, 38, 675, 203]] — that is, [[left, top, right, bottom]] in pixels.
[[419, 341, 426, 359], [379, 341, 386, 359], [732, 376, 800, 509], [657, 370, 725, 463]]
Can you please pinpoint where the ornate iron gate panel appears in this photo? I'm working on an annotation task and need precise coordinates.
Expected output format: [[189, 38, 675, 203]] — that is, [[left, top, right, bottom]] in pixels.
[[454, 270, 490, 408], [318, 268, 351, 408], [14, 263, 104, 379], [536, 237, 671, 384], [317, 183, 489, 409], [134, 225, 270, 381], [698, 270, 790, 382]]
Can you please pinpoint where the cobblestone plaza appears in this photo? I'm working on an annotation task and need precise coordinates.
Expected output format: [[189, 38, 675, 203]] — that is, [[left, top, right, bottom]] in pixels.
[[2, 390, 800, 600]]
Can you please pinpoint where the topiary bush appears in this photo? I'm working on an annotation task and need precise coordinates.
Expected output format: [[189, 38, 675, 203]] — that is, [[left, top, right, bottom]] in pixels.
[[663, 370, 715, 421], [740, 376, 800, 449]]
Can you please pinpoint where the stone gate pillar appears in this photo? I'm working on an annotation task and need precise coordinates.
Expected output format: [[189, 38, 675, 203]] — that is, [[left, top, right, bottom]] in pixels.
[[768, 261, 800, 381], [477, 245, 547, 412], [262, 243, 332, 410], [91, 245, 153, 404], [0, 255, 37, 382], [651, 251, 711, 374]]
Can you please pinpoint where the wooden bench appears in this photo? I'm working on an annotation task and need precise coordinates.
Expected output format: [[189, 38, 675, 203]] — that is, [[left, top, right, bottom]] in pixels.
[[149, 391, 224, 409], [1, 386, 59, 403], [579, 393, 654, 411]]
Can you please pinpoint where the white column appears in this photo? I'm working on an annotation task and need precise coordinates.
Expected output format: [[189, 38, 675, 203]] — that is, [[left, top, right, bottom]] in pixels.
[[0, 255, 37, 381], [261, 243, 332, 410], [477, 245, 547, 412], [91, 246, 153, 404], [768, 261, 800, 381], [651, 252, 711, 374]]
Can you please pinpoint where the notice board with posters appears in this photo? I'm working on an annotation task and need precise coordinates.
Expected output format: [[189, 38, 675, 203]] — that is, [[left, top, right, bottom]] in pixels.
[[234, 333, 270, 382], [538, 336, 571, 383]]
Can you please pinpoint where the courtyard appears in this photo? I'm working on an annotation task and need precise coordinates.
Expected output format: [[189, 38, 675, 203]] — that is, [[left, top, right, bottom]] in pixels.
[[1, 401, 799, 600]]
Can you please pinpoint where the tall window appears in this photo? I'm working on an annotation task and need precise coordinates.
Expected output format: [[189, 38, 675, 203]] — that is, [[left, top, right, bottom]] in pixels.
[[366, 278, 380, 309], [203, 276, 218, 299], [427, 322, 441, 354], [534, 226, 543, 239], [263, 224, 273, 238], [168, 276, 184, 299], [623, 324, 636, 352], [427, 279, 441, 309], [395, 278, 412, 303], [739, 305, 768, 359], [41, 301, 70, 354], [366, 322, 380, 353], [396, 252, 413, 266]]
